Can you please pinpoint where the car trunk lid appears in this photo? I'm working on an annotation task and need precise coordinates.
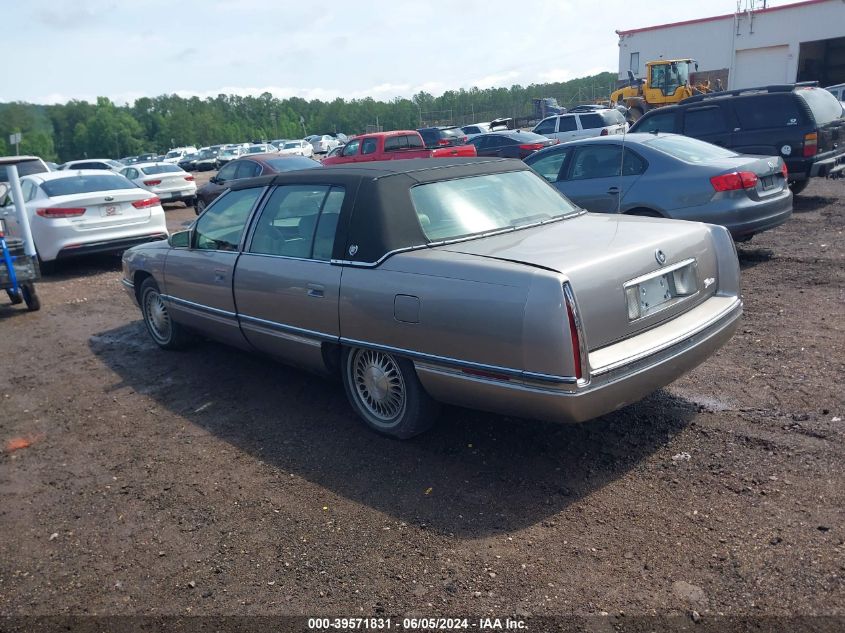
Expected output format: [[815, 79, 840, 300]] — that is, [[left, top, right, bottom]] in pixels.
[[44, 189, 155, 230], [436, 213, 720, 350]]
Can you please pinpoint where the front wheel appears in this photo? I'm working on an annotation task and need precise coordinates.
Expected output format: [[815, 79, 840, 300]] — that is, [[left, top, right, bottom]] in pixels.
[[139, 277, 193, 350], [195, 198, 206, 216], [341, 347, 439, 439]]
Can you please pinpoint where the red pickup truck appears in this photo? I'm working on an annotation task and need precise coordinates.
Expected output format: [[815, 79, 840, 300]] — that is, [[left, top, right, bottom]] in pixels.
[[321, 130, 476, 165]]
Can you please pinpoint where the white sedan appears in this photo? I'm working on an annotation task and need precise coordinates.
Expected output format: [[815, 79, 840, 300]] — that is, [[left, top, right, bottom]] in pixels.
[[0, 170, 167, 269], [277, 140, 314, 157], [119, 162, 197, 205]]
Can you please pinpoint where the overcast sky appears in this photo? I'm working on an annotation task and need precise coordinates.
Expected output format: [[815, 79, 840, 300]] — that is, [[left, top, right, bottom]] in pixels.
[[3, 0, 793, 105]]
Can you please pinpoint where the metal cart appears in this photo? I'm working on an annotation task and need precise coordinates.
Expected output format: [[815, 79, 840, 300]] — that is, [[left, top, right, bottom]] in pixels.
[[0, 157, 42, 311]]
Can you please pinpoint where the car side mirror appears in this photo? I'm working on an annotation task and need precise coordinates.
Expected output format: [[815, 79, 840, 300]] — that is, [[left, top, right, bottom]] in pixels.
[[168, 230, 190, 248], [209, 176, 219, 184]]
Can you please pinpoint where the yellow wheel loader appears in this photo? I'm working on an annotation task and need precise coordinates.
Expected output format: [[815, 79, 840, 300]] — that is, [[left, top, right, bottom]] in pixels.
[[611, 59, 715, 123]]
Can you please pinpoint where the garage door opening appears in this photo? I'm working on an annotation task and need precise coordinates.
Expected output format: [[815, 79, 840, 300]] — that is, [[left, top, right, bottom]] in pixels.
[[798, 36, 845, 86]]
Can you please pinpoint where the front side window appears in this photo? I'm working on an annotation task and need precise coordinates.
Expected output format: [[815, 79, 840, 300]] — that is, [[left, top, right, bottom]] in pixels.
[[216, 162, 238, 182], [534, 118, 556, 135], [410, 170, 578, 242], [341, 139, 360, 156], [249, 185, 343, 260], [194, 187, 263, 251]]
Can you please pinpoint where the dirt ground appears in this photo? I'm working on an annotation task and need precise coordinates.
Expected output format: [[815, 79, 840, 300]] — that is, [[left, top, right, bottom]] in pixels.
[[1, 171, 843, 624]]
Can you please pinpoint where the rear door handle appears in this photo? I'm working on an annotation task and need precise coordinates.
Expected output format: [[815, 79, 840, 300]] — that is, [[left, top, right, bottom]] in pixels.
[[608, 187, 620, 194], [307, 283, 324, 298]]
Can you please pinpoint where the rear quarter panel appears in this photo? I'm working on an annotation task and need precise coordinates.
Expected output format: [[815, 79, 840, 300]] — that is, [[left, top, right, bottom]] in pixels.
[[338, 250, 565, 375]]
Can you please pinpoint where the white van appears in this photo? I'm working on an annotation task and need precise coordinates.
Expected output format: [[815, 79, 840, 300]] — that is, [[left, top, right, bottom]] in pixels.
[[825, 83, 845, 101], [532, 109, 628, 143]]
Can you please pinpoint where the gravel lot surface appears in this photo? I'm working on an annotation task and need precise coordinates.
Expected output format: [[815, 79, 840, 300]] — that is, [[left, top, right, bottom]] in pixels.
[[1, 172, 843, 622]]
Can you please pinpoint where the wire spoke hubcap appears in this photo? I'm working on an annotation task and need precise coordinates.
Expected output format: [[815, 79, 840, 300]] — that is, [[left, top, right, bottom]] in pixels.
[[145, 291, 171, 342], [351, 349, 406, 424]]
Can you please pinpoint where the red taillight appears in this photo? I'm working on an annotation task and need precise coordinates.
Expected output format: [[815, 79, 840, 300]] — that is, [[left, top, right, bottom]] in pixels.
[[437, 139, 450, 146], [132, 197, 160, 209], [143, 179, 162, 186], [600, 128, 609, 136], [184, 175, 195, 181], [36, 207, 86, 218], [780, 162, 788, 179], [566, 301, 583, 381], [519, 143, 545, 151], [803, 132, 818, 157], [710, 171, 758, 192]]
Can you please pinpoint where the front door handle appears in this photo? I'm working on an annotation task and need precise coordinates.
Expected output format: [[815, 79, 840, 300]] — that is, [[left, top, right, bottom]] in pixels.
[[307, 283, 324, 298], [608, 186, 620, 195]]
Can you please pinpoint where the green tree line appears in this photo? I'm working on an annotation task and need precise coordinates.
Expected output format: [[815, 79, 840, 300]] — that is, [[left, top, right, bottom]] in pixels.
[[0, 72, 615, 162]]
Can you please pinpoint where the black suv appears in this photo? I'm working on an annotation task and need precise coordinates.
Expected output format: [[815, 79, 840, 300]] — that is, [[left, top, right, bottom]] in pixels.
[[630, 84, 845, 194], [417, 126, 468, 149]]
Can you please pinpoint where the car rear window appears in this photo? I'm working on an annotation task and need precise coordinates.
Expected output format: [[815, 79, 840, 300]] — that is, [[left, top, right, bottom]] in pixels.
[[600, 110, 626, 125], [141, 165, 182, 175], [41, 174, 136, 197], [263, 156, 320, 171], [645, 135, 738, 163], [440, 127, 465, 139], [796, 88, 844, 125], [410, 170, 578, 242], [0, 159, 48, 182], [733, 95, 805, 130]]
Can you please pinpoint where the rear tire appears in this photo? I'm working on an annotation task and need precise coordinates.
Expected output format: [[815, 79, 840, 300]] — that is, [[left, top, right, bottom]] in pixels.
[[788, 179, 810, 195], [195, 198, 206, 216], [139, 277, 193, 350], [341, 347, 439, 439], [21, 283, 40, 311]]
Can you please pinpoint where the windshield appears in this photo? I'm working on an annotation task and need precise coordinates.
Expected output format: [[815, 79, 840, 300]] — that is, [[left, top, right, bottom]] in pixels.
[[247, 146, 268, 154], [41, 174, 136, 197], [440, 127, 465, 139], [645, 135, 738, 163], [283, 142, 300, 149], [141, 165, 182, 175], [197, 150, 216, 159], [221, 149, 238, 157], [410, 170, 579, 242], [165, 151, 181, 159]]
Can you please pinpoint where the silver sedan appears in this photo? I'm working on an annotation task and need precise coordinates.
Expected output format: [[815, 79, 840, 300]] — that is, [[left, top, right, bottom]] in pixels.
[[524, 133, 792, 241], [121, 158, 742, 439]]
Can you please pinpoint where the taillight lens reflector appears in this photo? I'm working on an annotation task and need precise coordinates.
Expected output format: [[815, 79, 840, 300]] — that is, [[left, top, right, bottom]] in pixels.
[[803, 132, 818, 157], [780, 162, 788, 179], [519, 143, 545, 151], [184, 175, 195, 181], [143, 179, 161, 186], [36, 207, 85, 218], [132, 197, 160, 209], [600, 128, 609, 136], [710, 171, 758, 192]]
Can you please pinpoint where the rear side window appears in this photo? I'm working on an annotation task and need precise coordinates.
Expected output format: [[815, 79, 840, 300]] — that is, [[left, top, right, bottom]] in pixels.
[[41, 174, 135, 197], [579, 114, 605, 130], [734, 95, 804, 130], [248, 185, 343, 260], [558, 117, 578, 132], [796, 88, 844, 125], [361, 138, 378, 155], [634, 111, 677, 134], [683, 107, 728, 135], [406, 134, 424, 149]]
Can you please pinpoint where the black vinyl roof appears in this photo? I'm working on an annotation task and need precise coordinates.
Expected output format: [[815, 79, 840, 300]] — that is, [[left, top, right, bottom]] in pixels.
[[229, 158, 531, 264]]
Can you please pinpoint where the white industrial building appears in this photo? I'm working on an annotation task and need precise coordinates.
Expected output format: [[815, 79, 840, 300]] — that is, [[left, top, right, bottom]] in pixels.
[[616, 0, 845, 90]]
